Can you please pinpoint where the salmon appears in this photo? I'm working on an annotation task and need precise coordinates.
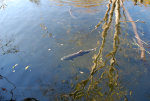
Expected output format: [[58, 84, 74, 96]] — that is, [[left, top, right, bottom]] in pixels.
[[61, 48, 96, 61]]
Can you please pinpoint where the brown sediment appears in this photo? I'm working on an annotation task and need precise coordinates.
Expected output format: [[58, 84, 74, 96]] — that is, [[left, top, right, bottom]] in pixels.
[[69, 0, 118, 99], [120, 0, 145, 60]]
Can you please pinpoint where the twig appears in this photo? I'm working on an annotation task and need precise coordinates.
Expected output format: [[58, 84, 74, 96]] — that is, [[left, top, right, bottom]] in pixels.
[[120, 19, 145, 23], [120, 0, 145, 60], [0, 75, 16, 100]]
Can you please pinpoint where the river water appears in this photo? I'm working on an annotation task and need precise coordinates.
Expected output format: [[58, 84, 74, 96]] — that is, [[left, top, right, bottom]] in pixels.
[[0, 0, 150, 101]]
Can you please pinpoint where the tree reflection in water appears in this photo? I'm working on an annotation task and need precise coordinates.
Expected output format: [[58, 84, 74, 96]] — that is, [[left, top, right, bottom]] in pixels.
[[0, 0, 7, 9], [0, 0, 150, 100], [0, 37, 19, 100], [132, 0, 150, 6], [64, 0, 127, 101], [0, 38, 19, 55], [38, 0, 150, 100], [29, 0, 40, 5], [50, 0, 103, 8]]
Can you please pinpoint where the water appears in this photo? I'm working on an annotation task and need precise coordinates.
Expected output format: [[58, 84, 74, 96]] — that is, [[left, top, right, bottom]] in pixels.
[[0, 0, 150, 101]]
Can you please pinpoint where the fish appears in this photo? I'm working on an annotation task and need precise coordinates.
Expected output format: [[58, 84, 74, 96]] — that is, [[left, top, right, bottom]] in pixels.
[[61, 48, 96, 61]]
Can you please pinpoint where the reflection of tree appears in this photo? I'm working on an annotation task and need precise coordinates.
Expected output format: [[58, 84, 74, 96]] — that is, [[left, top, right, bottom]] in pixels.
[[51, 0, 105, 14], [132, 0, 150, 6], [0, 38, 19, 55], [0, 75, 16, 100], [59, 0, 127, 100], [39, 0, 131, 100], [0, 0, 7, 10], [0, 37, 19, 100], [51, 0, 103, 8], [29, 0, 40, 5]]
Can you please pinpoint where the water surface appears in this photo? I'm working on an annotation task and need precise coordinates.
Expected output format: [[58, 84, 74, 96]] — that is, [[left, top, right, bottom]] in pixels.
[[0, 0, 150, 101]]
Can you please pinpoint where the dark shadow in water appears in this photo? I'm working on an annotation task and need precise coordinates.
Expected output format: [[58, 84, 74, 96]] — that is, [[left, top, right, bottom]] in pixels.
[[0, 74, 16, 100]]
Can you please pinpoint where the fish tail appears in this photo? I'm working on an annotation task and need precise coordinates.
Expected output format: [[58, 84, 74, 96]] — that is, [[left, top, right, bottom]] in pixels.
[[93, 47, 97, 51]]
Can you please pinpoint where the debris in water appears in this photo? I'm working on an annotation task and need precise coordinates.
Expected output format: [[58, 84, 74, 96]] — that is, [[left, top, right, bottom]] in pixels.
[[48, 48, 51, 51], [23, 98, 38, 101], [1, 88, 7, 91], [79, 71, 84, 74], [25, 66, 30, 70], [12, 64, 18, 69]]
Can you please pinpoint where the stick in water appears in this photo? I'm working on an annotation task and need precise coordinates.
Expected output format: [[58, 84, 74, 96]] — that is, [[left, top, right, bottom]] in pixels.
[[120, 0, 145, 60]]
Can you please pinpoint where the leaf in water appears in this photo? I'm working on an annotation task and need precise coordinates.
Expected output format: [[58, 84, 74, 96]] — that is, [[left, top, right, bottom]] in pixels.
[[12, 64, 18, 69], [25, 66, 30, 70], [130, 91, 132, 96], [44, 26, 47, 30], [1, 88, 7, 91]]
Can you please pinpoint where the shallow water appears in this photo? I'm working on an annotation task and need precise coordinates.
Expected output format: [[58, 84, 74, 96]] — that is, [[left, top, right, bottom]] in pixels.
[[0, 0, 150, 101]]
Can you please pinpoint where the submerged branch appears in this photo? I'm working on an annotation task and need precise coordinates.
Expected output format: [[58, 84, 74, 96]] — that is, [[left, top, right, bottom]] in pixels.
[[69, 8, 77, 19], [120, 0, 145, 60], [120, 19, 145, 23]]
